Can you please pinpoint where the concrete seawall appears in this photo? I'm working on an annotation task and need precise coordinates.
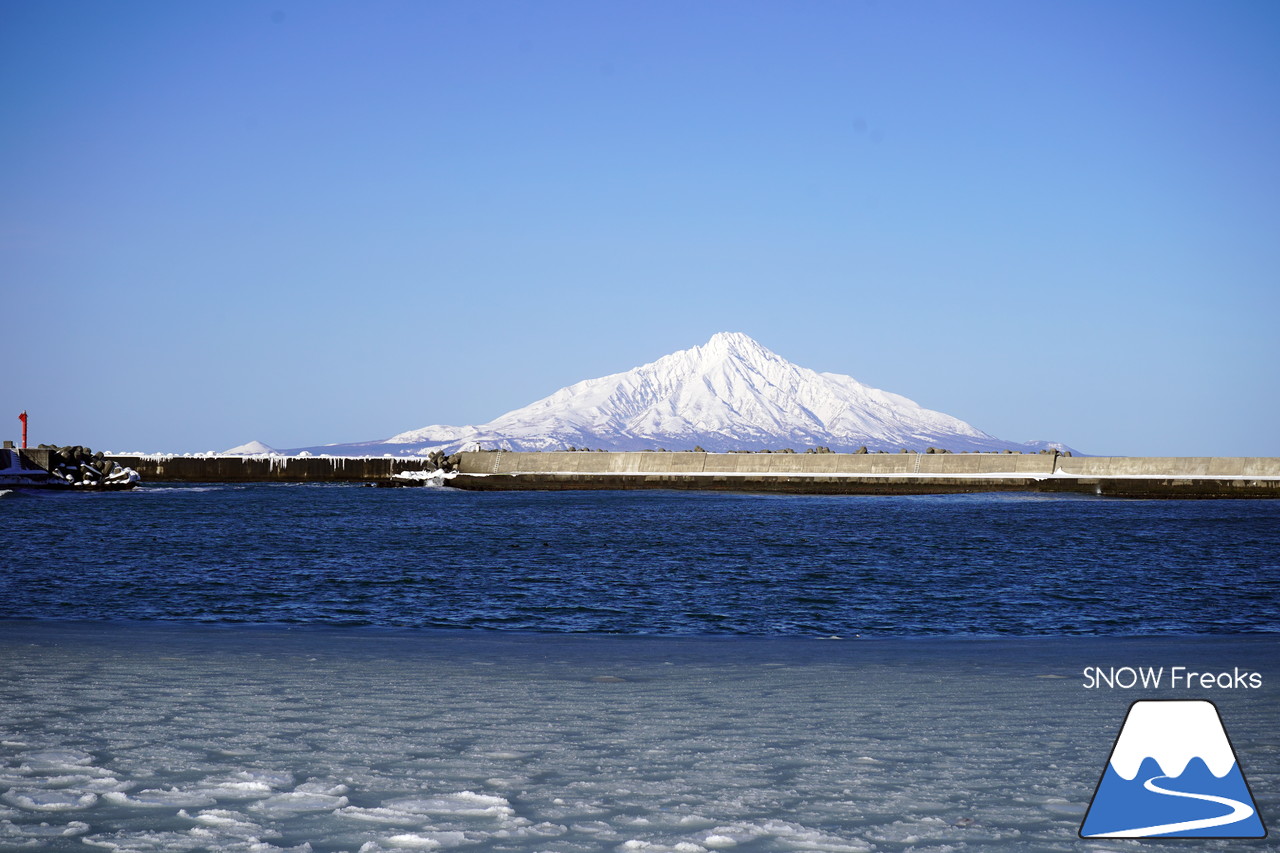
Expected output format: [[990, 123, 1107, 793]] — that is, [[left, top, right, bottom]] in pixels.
[[461, 451, 1063, 476], [107, 455, 438, 483], [102, 451, 1280, 496], [449, 452, 1280, 498]]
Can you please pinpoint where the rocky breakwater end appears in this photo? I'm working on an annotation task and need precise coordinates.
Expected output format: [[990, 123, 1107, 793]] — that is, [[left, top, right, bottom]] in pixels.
[[377, 450, 461, 487], [24, 445, 141, 490]]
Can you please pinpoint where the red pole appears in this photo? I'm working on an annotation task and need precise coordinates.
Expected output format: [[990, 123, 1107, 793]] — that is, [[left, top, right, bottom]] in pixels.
[[19, 411, 27, 449]]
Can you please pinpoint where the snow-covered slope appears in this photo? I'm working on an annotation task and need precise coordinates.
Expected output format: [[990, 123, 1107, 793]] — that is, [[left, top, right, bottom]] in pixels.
[[287, 332, 1073, 456]]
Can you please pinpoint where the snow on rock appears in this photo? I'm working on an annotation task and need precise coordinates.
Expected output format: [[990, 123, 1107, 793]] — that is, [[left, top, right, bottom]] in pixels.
[[285, 332, 1075, 456]]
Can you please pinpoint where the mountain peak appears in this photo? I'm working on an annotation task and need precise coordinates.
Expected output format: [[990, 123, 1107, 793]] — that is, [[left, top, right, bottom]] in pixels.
[[705, 330, 760, 350], [285, 335, 1075, 456], [699, 331, 775, 361]]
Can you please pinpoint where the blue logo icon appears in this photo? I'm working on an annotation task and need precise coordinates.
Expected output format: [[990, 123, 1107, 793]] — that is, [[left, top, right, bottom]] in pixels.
[[1081, 700, 1266, 838]]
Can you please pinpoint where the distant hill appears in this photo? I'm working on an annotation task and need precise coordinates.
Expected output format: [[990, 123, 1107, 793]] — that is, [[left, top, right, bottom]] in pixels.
[[219, 440, 278, 456]]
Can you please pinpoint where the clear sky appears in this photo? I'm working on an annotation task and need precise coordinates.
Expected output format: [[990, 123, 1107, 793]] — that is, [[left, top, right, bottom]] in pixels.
[[3, 0, 1277, 456]]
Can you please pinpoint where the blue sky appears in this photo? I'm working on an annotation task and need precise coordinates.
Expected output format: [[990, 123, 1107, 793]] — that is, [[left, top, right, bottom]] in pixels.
[[3, 0, 1277, 456]]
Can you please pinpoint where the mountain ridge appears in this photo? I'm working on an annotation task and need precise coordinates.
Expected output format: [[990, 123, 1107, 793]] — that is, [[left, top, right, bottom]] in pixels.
[[247, 332, 1073, 457]]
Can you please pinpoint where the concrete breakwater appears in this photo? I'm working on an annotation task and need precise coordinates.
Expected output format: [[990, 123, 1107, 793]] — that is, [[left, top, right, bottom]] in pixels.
[[102, 451, 1280, 496], [107, 455, 438, 483], [447, 451, 1280, 498]]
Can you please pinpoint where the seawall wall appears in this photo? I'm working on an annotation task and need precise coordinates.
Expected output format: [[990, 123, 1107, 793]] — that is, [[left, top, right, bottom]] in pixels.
[[1054, 456, 1280, 477], [101, 451, 1280, 497], [449, 451, 1280, 498], [107, 455, 437, 483], [459, 451, 1061, 476], [455, 451, 1280, 478]]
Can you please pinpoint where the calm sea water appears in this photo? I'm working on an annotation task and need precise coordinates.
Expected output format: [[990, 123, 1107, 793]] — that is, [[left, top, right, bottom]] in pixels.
[[2, 485, 1278, 850], [2, 484, 1278, 635]]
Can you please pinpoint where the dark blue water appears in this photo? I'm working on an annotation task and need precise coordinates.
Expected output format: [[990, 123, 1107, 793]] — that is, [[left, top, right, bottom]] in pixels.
[[2, 484, 1277, 635]]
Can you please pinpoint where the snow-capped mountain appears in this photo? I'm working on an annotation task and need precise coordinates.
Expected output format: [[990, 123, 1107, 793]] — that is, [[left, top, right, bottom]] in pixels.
[[219, 440, 278, 456], [278, 332, 1073, 457]]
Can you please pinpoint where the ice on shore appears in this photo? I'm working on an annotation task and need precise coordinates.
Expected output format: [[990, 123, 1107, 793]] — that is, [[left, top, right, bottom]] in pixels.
[[1, 790, 97, 812], [0, 623, 1275, 851]]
